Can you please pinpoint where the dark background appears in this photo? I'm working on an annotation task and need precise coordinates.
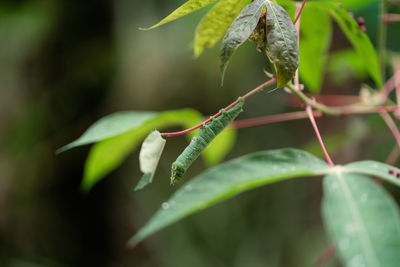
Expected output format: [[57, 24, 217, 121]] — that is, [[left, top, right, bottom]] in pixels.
[[1, 0, 400, 266]]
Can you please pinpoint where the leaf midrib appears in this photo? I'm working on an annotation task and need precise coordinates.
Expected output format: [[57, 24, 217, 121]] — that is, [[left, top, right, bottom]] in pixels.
[[266, 1, 290, 58], [336, 171, 381, 267]]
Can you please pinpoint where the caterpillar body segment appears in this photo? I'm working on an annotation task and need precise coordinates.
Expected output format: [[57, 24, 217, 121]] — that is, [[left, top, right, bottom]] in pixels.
[[171, 97, 245, 184]]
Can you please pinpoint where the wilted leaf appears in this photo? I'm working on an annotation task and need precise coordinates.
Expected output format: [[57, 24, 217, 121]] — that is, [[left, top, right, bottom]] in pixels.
[[143, 0, 218, 30], [299, 5, 331, 92], [194, 0, 249, 57], [135, 130, 166, 191], [128, 148, 331, 246], [265, 0, 299, 87], [322, 171, 400, 267], [220, 0, 265, 84]]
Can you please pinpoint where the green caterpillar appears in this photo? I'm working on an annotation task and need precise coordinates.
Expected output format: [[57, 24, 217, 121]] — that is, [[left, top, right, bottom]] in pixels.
[[171, 97, 245, 184]]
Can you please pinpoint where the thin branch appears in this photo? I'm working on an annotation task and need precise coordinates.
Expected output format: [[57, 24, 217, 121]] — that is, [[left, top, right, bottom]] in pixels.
[[378, 0, 388, 81], [306, 105, 335, 166], [312, 244, 335, 267], [160, 78, 276, 137], [293, 0, 307, 25], [286, 84, 340, 115], [232, 110, 322, 129], [294, 1, 302, 91], [392, 55, 400, 107], [382, 13, 400, 22], [386, 145, 400, 165], [380, 111, 400, 149], [232, 105, 400, 130]]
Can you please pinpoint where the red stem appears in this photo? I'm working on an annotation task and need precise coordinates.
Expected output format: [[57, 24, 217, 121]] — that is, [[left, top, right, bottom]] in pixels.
[[306, 105, 335, 166], [386, 145, 400, 165], [392, 55, 400, 107], [160, 78, 276, 137], [232, 110, 322, 129], [312, 244, 335, 267], [293, 0, 307, 25], [382, 13, 400, 22], [380, 112, 400, 149]]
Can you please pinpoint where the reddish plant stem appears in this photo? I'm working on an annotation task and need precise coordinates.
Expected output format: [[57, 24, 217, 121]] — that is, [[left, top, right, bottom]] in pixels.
[[294, 1, 302, 91], [306, 105, 335, 166], [160, 78, 276, 137], [380, 112, 400, 149], [293, 0, 307, 25], [312, 244, 335, 267], [392, 55, 400, 107], [382, 70, 400, 99], [387, 145, 400, 165], [232, 106, 400, 130], [382, 13, 400, 22], [339, 105, 399, 115], [232, 110, 322, 129]]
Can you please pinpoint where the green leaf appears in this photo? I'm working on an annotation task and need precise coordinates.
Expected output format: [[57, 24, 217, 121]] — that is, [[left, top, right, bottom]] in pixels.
[[265, 1, 299, 87], [128, 148, 331, 247], [135, 130, 166, 191], [75, 109, 237, 192], [333, 0, 379, 10], [322, 171, 400, 267], [344, 161, 400, 188], [308, 1, 382, 88], [142, 0, 218, 30], [57, 112, 158, 153], [276, 0, 296, 20], [79, 109, 202, 192], [299, 5, 331, 92], [220, 0, 265, 84], [327, 49, 369, 84], [194, 0, 249, 57]]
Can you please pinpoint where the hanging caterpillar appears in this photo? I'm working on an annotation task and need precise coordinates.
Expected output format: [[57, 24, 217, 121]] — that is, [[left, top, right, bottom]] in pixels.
[[171, 97, 245, 184]]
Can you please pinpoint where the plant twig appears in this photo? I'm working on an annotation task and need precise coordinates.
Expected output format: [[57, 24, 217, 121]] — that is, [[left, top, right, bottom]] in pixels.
[[232, 105, 400, 130], [293, 0, 307, 25], [286, 84, 340, 115], [232, 110, 323, 129], [382, 13, 400, 22], [378, 0, 388, 81], [306, 105, 335, 166], [386, 145, 400, 165], [312, 244, 335, 267], [380, 112, 400, 149], [160, 78, 276, 137], [294, 1, 303, 91], [392, 55, 400, 108]]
